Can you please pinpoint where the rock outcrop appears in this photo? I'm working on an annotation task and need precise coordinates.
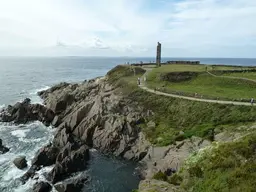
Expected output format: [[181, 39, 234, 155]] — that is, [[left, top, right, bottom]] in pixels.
[[140, 137, 211, 179], [0, 139, 9, 154], [38, 78, 151, 161], [54, 175, 89, 192], [32, 181, 52, 192], [0, 98, 54, 125], [13, 156, 27, 169]]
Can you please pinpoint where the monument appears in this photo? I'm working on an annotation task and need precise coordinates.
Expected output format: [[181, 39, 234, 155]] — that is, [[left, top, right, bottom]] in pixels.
[[156, 42, 161, 67]]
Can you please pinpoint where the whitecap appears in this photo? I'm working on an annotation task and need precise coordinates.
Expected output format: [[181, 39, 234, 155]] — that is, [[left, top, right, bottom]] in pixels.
[[0, 104, 5, 110], [11, 129, 30, 138], [29, 85, 50, 104], [29, 86, 50, 96]]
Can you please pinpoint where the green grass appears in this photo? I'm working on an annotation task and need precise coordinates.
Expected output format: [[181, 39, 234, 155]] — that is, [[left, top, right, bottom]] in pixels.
[[147, 73, 256, 101], [222, 71, 256, 80], [108, 65, 256, 192], [177, 133, 256, 192], [107, 65, 256, 146], [151, 64, 255, 73]]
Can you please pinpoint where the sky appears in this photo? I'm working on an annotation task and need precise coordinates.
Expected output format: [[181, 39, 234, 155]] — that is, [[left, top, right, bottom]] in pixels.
[[0, 0, 255, 57]]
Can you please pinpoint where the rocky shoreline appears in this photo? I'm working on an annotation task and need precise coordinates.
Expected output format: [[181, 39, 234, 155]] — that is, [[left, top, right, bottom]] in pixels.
[[1, 65, 253, 192], [0, 70, 153, 191]]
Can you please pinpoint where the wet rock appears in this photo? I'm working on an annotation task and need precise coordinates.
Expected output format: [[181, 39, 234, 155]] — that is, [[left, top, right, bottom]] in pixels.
[[13, 156, 27, 169], [54, 176, 89, 192], [0, 98, 55, 125], [0, 139, 9, 154], [32, 181, 52, 192], [20, 165, 39, 184]]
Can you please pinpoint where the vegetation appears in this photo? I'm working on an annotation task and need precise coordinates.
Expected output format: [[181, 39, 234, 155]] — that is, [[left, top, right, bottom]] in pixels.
[[222, 71, 256, 80], [152, 171, 168, 181], [147, 68, 256, 101], [107, 65, 256, 192], [107, 65, 256, 146], [176, 133, 256, 192]]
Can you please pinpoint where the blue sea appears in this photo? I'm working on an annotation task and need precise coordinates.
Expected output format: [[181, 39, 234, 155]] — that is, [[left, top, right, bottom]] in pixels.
[[0, 57, 256, 192]]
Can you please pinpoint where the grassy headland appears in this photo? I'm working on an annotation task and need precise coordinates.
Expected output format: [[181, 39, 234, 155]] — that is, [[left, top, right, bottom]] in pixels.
[[107, 65, 256, 146], [146, 64, 256, 101], [107, 64, 256, 192]]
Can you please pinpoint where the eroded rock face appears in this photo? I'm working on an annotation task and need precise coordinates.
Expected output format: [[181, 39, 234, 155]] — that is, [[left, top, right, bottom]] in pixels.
[[54, 175, 89, 192], [0, 139, 9, 154], [0, 98, 55, 125], [32, 144, 59, 167], [140, 137, 211, 179], [48, 141, 90, 184], [32, 181, 52, 192], [40, 78, 151, 161], [13, 156, 27, 169]]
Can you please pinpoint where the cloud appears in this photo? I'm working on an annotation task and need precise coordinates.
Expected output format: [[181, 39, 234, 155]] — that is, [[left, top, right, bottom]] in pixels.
[[0, 0, 255, 57]]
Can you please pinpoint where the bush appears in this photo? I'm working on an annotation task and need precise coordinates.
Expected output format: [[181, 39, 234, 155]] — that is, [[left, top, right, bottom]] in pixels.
[[152, 171, 168, 181]]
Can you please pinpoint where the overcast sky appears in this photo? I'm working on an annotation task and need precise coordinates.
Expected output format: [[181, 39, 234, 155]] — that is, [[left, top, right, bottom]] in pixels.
[[0, 0, 255, 57]]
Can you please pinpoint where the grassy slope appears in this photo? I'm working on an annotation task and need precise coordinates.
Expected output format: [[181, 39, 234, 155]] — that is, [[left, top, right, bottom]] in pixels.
[[107, 65, 256, 192], [147, 73, 256, 101], [107, 65, 256, 146], [222, 71, 256, 80], [147, 65, 256, 101], [175, 132, 256, 192]]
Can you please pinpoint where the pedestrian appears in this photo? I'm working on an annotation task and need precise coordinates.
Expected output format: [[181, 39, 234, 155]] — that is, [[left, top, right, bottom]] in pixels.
[[251, 98, 254, 105], [138, 77, 140, 85]]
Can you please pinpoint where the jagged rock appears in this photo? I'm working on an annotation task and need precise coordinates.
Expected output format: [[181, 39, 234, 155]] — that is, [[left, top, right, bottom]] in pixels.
[[52, 115, 61, 127], [20, 165, 39, 184], [141, 137, 211, 179], [37, 75, 150, 161], [0, 98, 55, 125], [0, 139, 9, 154], [13, 156, 27, 169], [32, 181, 52, 192], [53, 127, 74, 148], [54, 175, 88, 192], [32, 144, 59, 167], [48, 142, 90, 184]]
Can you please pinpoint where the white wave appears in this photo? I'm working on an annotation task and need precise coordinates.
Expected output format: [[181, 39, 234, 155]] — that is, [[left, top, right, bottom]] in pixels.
[[2, 164, 28, 181], [29, 86, 51, 96], [29, 86, 50, 104], [19, 137, 43, 143], [0, 104, 5, 110], [11, 129, 30, 138]]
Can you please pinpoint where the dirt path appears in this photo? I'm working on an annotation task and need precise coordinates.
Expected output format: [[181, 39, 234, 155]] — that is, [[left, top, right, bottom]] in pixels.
[[207, 71, 256, 83], [139, 68, 254, 106]]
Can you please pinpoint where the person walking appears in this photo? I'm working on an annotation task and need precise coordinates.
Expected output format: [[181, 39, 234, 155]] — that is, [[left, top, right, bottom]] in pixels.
[[137, 77, 141, 86], [251, 98, 254, 105]]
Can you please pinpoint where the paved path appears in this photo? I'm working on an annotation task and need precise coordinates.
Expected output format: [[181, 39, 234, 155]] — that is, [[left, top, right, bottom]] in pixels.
[[139, 69, 253, 106]]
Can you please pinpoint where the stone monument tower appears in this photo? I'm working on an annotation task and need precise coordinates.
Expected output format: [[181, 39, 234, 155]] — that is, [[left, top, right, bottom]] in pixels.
[[156, 42, 162, 67]]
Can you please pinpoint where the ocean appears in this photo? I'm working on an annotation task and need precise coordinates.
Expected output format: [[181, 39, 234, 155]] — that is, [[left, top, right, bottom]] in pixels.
[[0, 57, 256, 192]]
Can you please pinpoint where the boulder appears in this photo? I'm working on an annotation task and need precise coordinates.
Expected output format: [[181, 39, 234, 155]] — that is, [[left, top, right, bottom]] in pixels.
[[32, 144, 59, 167], [0, 139, 9, 154], [54, 176, 88, 192], [13, 156, 27, 169], [33, 181, 52, 192]]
